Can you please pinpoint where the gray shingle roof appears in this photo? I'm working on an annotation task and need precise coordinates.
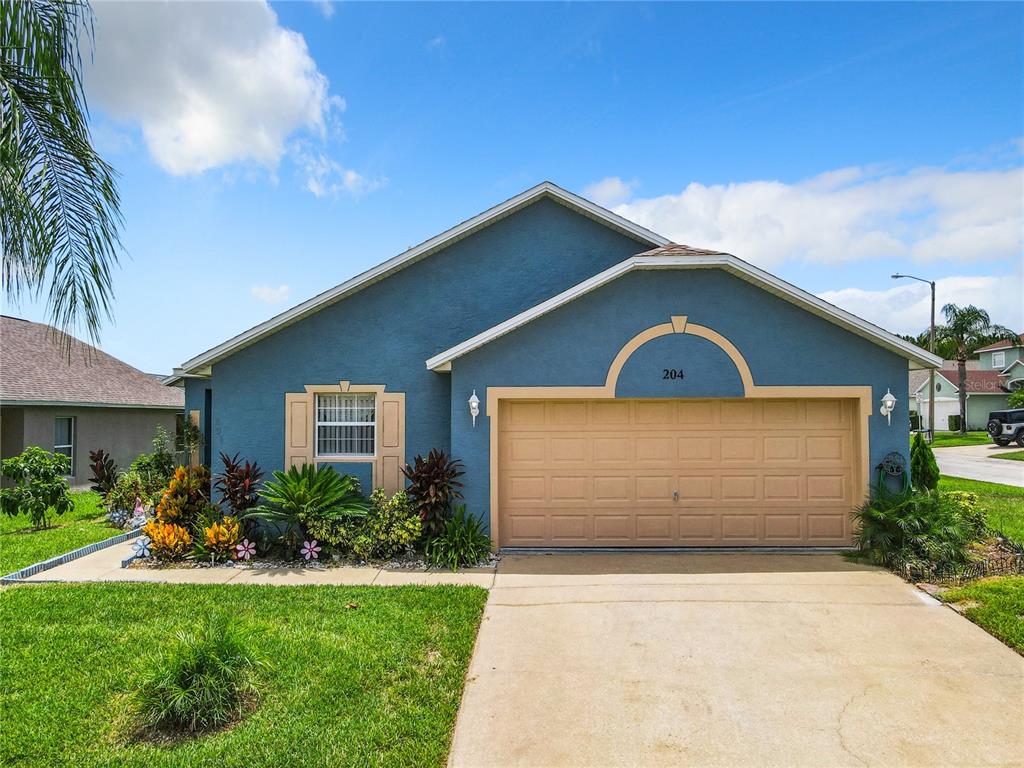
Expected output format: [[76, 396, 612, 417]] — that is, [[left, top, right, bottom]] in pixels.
[[1, 316, 184, 408]]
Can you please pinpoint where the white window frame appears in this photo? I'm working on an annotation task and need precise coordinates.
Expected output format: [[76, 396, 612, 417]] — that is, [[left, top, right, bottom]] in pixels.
[[991, 351, 1005, 369], [315, 393, 376, 459], [53, 416, 75, 471]]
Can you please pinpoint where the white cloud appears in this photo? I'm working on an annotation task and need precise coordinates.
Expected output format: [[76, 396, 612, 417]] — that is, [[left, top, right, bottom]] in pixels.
[[291, 142, 386, 198], [609, 164, 1023, 268], [818, 274, 1024, 336], [426, 35, 446, 50], [584, 176, 638, 208], [251, 284, 291, 304], [86, 1, 336, 176], [313, 1, 335, 20]]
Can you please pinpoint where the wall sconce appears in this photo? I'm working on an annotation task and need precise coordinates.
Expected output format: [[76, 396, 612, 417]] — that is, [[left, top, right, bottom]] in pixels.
[[880, 389, 897, 426], [468, 390, 480, 427]]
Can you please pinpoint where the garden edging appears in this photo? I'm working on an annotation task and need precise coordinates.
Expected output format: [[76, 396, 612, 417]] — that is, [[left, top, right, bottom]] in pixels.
[[0, 528, 142, 585]]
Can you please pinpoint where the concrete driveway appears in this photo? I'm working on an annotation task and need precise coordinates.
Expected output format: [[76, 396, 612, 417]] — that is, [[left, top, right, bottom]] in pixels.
[[448, 553, 1024, 768], [935, 444, 1024, 487]]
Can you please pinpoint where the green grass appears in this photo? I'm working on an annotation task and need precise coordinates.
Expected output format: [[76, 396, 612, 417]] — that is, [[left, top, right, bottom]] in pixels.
[[0, 492, 117, 575], [930, 431, 991, 448], [939, 476, 1024, 544], [0, 582, 488, 767], [939, 577, 1024, 654], [992, 450, 1024, 462]]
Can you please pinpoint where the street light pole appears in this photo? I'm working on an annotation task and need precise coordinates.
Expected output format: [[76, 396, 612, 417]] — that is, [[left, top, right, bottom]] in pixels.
[[893, 274, 937, 443]]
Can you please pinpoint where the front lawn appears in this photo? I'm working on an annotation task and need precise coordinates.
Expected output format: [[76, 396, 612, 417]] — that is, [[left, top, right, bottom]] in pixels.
[[992, 450, 1024, 462], [929, 431, 991, 448], [0, 492, 116, 575], [0, 582, 488, 768], [939, 577, 1024, 654], [938, 476, 1024, 544]]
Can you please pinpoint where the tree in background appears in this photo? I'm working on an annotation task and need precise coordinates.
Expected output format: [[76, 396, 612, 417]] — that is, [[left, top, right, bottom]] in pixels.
[[936, 304, 1017, 433], [910, 432, 939, 492], [1, 0, 122, 348], [1008, 390, 1024, 409]]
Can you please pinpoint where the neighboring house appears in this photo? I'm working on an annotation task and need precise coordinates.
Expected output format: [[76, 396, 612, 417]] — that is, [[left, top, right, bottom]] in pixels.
[[167, 182, 940, 549], [1, 316, 184, 487], [913, 336, 1023, 431]]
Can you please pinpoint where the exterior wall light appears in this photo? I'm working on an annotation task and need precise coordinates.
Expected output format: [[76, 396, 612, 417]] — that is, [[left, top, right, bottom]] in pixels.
[[468, 390, 480, 427], [880, 389, 897, 426]]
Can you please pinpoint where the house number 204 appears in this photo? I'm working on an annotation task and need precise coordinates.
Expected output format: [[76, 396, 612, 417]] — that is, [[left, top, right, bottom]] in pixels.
[[662, 369, 685, 380]]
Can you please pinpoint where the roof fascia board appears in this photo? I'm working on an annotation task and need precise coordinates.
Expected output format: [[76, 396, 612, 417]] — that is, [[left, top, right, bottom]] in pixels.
[[0, 399, 183, 410], [426, 256, 943, 371], [176, 183, 668, 374]]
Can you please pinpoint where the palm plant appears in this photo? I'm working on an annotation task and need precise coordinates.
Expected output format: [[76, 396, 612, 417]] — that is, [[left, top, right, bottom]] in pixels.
[[243, 464, 368, 553], [2, 0, 123, 348], [936, 304, 1017, 433]]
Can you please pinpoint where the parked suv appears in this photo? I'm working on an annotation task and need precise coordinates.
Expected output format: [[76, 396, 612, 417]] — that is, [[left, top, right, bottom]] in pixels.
[[986, 408, 1024, 447]]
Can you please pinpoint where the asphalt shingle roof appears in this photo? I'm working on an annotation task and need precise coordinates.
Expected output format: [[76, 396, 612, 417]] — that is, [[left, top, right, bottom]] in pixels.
[[936, 368, 1009, 395], [975, 335, 1024, 353], [1, 316, 184, 408]]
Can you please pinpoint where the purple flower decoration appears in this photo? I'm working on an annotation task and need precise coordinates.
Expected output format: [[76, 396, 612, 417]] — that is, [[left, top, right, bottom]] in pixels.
[[235, 538, 256, 561], [300, 539, 321, 561]]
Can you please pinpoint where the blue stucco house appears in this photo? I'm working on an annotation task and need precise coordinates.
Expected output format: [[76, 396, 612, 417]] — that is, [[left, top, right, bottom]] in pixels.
[[169, 182, 940, 548]]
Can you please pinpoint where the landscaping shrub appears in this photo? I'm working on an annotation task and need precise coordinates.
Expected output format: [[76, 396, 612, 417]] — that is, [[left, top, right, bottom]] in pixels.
[[214, 453, 263, 516], [1009, 390, 1024, 409], [947, 414, 962, 432], [244, 464, 368, 555], [130, 613, 266, 735], [143, 520, 193, 560], [347, 488, 422, 560], [88, 449, 120, 497], [853, 488, 982, 568], [910, 432, 940, 491], [106, 469, 165, 517], [130, 426, 176, 488], [192, 506, 241, 563], [425, 505, 491, 571], [0, 447, 72, 528], [156, 466, 211, 527], [403, 449, 464, 537]]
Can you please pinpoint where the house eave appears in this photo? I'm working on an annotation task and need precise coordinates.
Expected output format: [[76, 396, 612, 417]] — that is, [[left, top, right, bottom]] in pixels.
[[0, 399, 183, 410]]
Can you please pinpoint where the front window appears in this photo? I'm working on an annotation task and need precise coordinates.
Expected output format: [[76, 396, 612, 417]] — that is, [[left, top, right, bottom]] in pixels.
[[53, 417, 75, 467], [992, 351, 1005, 368], [316, 393, 375, 457]]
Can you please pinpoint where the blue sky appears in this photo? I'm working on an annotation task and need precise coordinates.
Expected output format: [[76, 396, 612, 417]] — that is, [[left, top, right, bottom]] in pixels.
[[7, 1, 1023, 373]]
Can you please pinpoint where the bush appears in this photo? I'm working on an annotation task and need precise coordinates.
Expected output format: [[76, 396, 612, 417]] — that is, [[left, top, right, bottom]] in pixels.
[[853, 488, 983, 568], [244, 464, 368, 555], [947, 414, 962, 432], [131, 613, 265, 734], [156, 466, 211, 527], [0, 447, 72, 528], [214, 453, 263, 516], [131, 426, 176, 488], [347, 488, 422, 560], [910, 432, 939, 491], [1009, 390, 1024, 409], [193, 507, 241, 563], [143, 520, 193, 560], [425, 505, 491, 571], [88, 449, 120, 497], [107, 470, 165, 517], [403, 449, 465, 537]]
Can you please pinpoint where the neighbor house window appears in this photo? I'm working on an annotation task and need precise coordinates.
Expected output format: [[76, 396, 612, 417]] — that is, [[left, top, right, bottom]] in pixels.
[[53, 417, 75, 467], [992, 351, 1005, 368], [316, 393, 375, 457]]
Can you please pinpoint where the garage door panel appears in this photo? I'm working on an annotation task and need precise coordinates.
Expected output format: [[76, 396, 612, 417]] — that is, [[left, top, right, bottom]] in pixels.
[[498, 398, 856, 547]]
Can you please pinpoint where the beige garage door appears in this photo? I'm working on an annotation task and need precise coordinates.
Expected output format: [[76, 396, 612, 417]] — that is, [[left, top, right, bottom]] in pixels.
[[497, 398, 857, 547]]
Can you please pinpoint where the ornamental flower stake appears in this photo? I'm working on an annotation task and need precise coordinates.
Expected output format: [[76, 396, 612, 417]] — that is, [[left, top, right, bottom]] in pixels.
[[132, 536, 151, 559], [235, 538, 256, 561], [300, 539, 321, 561]]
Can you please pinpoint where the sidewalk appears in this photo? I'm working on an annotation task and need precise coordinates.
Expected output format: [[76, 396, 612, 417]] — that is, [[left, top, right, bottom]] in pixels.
[[19, 538, 496, 588]]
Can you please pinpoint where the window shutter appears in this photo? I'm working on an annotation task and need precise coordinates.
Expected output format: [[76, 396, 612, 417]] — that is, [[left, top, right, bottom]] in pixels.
[[284, 393, 314, 469], [377, 392, 405, 494]]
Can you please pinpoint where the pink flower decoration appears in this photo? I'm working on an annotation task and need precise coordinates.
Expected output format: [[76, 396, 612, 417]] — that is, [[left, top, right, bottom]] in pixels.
[[300, 539, 321, 560], [235, 539, 256, 561]]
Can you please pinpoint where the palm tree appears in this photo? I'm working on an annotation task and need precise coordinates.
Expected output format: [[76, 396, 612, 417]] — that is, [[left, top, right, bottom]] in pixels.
[[1, 0, 122, 349], [936, 304, 1017, 434]]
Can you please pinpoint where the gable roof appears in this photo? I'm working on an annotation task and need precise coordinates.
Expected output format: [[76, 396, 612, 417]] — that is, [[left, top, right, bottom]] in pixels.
[[426, 245, 944, 371], [1000, 359, 1024, 376], [976, 335, 1023, 352], [913, 368, 1010, 396], [1, 316, 184, 409], [166, 182, 669, 384]]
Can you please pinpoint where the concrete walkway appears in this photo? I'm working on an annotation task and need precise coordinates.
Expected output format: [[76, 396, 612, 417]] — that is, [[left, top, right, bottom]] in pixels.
[[449, 552, 1024, 768], [936, 443, 1024, 487], [20, 538, 495, 587]]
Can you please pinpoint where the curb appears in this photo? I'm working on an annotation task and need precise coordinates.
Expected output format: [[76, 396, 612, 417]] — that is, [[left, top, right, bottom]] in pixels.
[[0, 528, 143, 585]]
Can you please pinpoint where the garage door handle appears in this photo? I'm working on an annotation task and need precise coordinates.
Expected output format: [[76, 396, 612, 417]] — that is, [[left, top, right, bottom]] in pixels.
[[672, 490, 679, 502]]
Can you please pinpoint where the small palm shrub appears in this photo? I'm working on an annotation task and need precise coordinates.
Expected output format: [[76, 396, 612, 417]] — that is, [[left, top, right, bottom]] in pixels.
[[244, 464, 368, 555], [143, 520, 193, 560], [853, 488, 983, 568], [348, 489, 422, 560], [88, 449, 120, 497], [425, 505, 491, 571], [156, 466, 211, 526], [403, 449, 465, 537], [214, 453, 263, 516], [0, 447, 72, 528], [131, 613, 266, 735], [910, 432, 939, 491]]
